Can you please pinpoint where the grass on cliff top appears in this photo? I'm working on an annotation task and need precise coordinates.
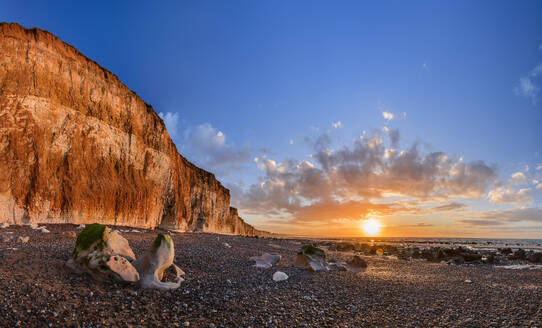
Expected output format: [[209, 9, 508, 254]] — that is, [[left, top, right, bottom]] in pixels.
[[76, 223, 106, 250]]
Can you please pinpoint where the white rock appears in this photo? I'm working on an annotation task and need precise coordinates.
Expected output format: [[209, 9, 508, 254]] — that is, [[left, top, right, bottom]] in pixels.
[[272, 271, 289, 281], [0, 223, 9, 228], [249, 253, 281, 269], [28, 222, 38, 229], [36, 226, 50, 233], [77, 224, 85, 229], [134, 233, 185, 290], [223, 242, 232, 248], [464, 279, 472, 283]]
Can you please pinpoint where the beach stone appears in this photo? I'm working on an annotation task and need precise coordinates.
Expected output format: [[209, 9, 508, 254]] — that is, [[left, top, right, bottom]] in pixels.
[[66, 223, 140, 283], [295, 244, 328, 272], [272, 271, 289, 281], [336, 242, 355, 252], [0, 233, 13, 242], [35, 226, 50, 233], [328, 262, 349, 271], [18, 236, 29, 243], [347, 255, 368, 271], [134, 233, 185, 290], [249, 253, 281, 269], [527, 252, 541, 263]]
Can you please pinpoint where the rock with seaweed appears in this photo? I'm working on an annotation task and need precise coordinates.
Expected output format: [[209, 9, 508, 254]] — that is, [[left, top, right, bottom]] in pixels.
[[66, 223, 139, 283], [295, 244, 329, 272], [133, 233, 185, 290]]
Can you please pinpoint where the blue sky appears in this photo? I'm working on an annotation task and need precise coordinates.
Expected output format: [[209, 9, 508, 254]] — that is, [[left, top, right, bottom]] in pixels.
[[3, 1, 542, 237]]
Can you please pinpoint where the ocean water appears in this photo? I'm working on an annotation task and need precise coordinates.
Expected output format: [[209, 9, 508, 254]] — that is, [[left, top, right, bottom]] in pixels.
[[317, 237, 542, 250]]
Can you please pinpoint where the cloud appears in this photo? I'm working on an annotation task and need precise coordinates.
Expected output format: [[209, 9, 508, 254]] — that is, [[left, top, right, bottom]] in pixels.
[[488, 186, 532, 205], [508, 172, 527, 186], [158, 112, 181, 140], [183, 123, 252, 174], [433, 202, 466, 211], [514, 64, 542, 105], [382, 111, 394, 120], [232, 129, 497, 225], [537, 164, 542, 171], [289, 139, 294, 145], [479, 207, 542, 223], [331, 121, 342, 129], [459, 219, 506, 226], [537, 183, 542, 190]]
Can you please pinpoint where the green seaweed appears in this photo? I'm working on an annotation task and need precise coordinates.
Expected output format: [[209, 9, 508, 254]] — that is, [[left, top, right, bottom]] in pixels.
[[75, 223, 106, 251], [152, 233, 172, 251], [301, 244, 325, 258]]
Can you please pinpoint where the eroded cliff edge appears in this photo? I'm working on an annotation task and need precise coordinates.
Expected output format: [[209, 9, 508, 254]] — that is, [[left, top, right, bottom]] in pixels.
[[0, 23, 264, 235]]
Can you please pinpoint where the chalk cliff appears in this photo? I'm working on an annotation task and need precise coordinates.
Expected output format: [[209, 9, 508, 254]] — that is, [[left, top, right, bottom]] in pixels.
[[0, 23, 263, 235]]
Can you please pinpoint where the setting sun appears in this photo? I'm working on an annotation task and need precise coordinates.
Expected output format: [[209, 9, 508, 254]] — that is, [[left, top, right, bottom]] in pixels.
[[362, 218, 381, 236]]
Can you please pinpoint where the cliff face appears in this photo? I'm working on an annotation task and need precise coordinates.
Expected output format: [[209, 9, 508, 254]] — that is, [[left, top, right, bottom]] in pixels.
[[0, 23, 262, 235]]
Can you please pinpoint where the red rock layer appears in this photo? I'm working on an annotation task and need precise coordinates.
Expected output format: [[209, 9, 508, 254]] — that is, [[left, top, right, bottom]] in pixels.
[[0, 23, 263, 235]]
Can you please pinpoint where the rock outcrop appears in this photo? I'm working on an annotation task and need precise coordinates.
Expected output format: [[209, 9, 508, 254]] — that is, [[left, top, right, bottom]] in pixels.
[[0, 23, 264, 235]]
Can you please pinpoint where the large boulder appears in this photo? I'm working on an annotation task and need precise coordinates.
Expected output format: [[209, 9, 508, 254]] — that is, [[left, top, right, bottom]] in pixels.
[[295, 244, 329, 272], [249, 253, 281, 269], [133, 233, 185, 290], [66, 223, 139, 283]]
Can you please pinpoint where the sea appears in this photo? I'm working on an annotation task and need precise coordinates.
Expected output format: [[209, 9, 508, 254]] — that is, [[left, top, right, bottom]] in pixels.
[[312, 237, 542, 251]]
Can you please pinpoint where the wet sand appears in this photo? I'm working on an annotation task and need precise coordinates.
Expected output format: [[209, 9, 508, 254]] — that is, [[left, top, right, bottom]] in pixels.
[[1, 224, 541, 327]]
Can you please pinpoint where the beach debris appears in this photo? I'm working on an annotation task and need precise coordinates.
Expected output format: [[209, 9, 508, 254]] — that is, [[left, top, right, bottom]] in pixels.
[[134, 233, 185, 290], [0, 222, 9, 228], [272, 271, 289, 281], [66, 223, 140, 283], [336, 242, 355, 252], [347, 255, 368, 272], [0, 233, 14, 243], [464, 279, 472, 283], [18, 236, 29, 243], [295, 244, 329, 272], [223, 242, 232, 248], [249, 253, 281, 268], [328, 261, 349, 271], [130, 229, 141, 233], [62, 231, 77, 238], [35, 226, 50, 233]]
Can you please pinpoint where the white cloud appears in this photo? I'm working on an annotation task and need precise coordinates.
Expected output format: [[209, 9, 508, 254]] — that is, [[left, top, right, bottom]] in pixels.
[[382, 111, 394, 120], [158, 112, 181, 140], [515, 64, 542, 105], [289, 139, 294, 145], [537, 164, 542, 171], [183, 123, 252, 174], [537, 183, 542, 190], [232, 128, 498, 224], [488, 186, 532, 206], [508, 172, 527, 186], [331, 121, 343, 129]]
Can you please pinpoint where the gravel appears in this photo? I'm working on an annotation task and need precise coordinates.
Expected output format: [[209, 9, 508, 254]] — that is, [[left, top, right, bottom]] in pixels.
[[1, 224, 541, 327]]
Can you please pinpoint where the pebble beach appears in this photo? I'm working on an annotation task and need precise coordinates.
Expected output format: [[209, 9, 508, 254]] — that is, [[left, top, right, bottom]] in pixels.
[[1, 224, 541, 327]]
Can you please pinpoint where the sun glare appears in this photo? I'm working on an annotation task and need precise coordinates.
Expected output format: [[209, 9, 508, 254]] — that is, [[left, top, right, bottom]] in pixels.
[[362, 218, 380, 236]]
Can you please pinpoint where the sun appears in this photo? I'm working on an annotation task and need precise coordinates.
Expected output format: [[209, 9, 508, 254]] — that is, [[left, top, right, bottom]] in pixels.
[[362, 218, 380, 236]]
